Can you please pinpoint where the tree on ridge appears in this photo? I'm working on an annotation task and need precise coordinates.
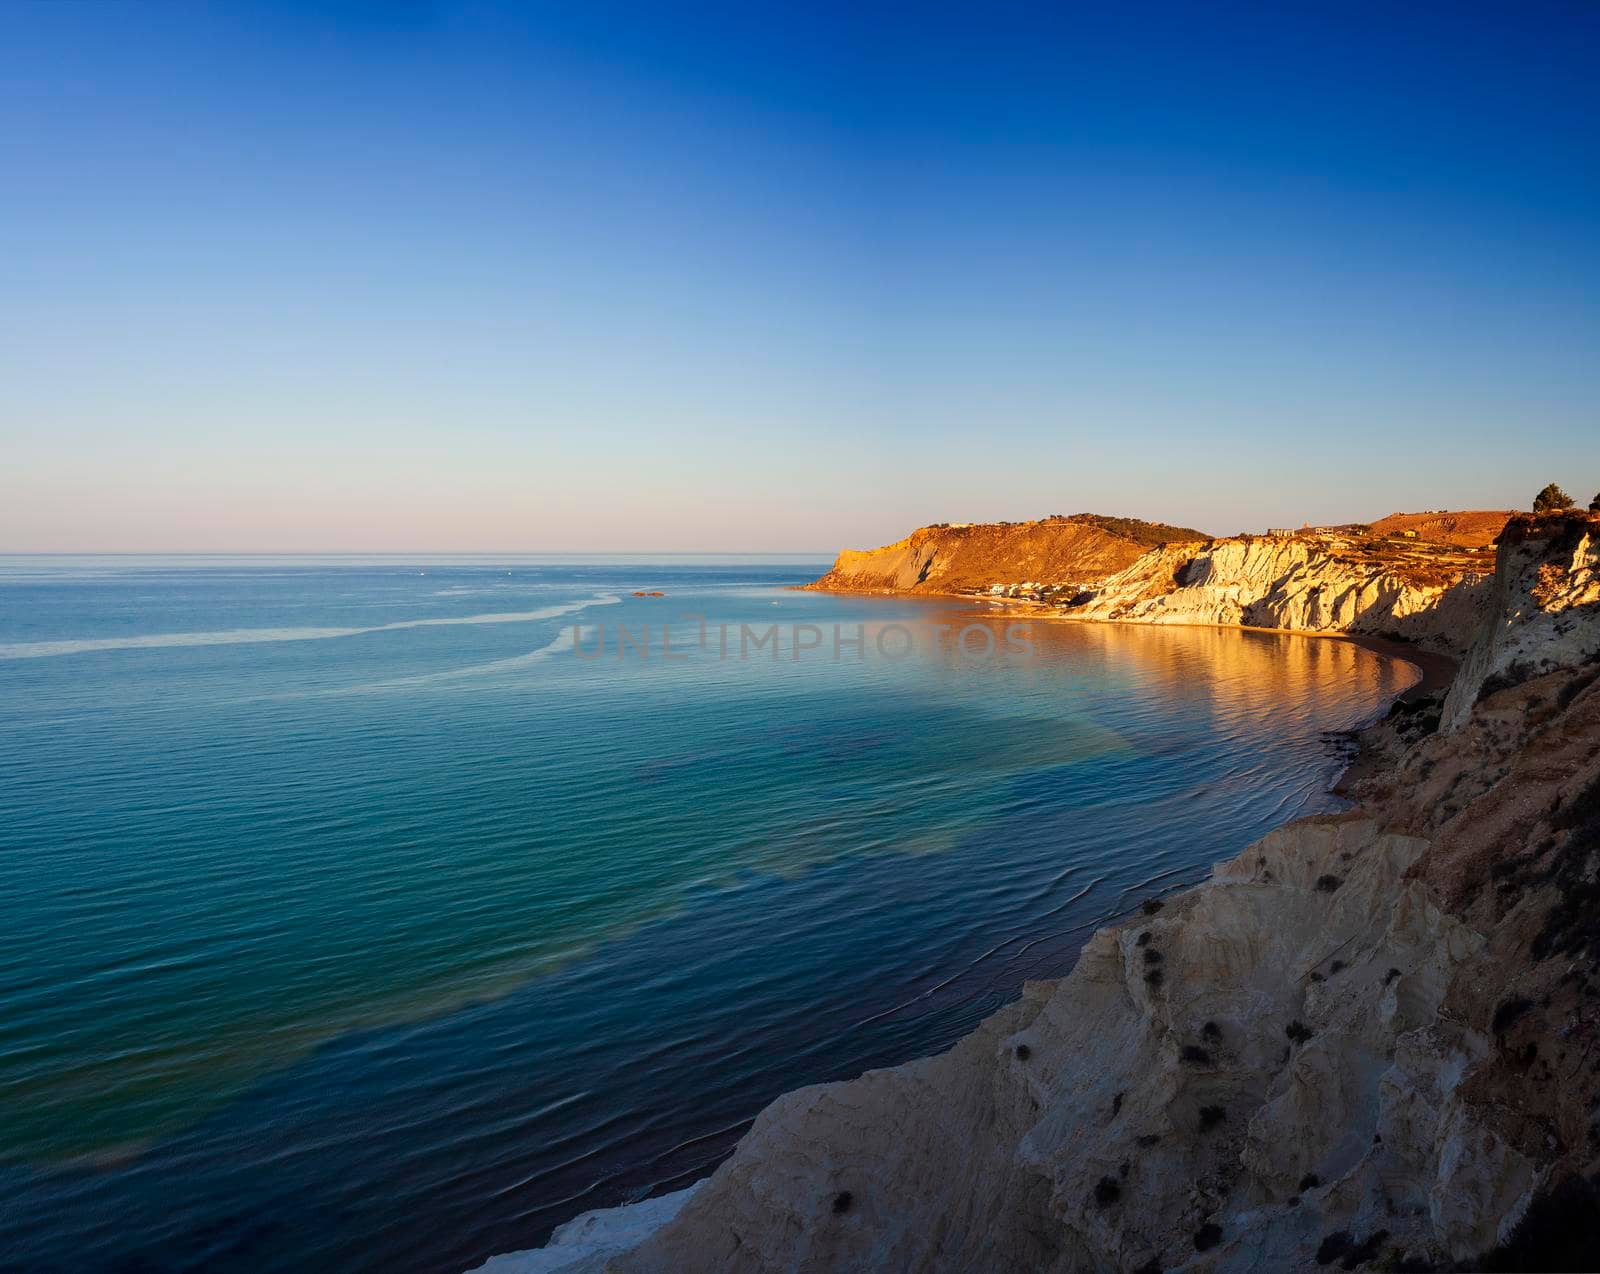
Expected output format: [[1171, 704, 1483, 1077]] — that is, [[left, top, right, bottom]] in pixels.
[[1534, 483, 1574, 514]]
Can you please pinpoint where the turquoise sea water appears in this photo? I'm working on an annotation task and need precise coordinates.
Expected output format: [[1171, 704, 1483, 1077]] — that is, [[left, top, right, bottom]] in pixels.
[[0, 556, 1415, 1272]]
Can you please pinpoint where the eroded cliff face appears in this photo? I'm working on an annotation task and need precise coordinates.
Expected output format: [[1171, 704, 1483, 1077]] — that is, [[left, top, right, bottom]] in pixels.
[[481, 514, 1600, 1274], [807, 514, 1511, 660], [804, 515, 1209, 597], [1439, 512, 1600, 729], [1067, 532, 1495, 659]]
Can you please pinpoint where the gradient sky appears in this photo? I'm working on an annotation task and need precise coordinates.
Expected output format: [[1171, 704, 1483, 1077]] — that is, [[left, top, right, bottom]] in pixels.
[[4, 1, 1598, 552]]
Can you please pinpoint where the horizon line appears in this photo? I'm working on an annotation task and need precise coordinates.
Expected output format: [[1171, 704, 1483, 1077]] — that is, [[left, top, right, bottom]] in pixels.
[[0, 549, 839, 558]]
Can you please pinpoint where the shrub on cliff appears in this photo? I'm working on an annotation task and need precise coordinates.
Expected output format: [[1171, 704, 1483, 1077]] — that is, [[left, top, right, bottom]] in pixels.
[[1533, 483, 1574, 513], [1591, 492, 1600, 512]]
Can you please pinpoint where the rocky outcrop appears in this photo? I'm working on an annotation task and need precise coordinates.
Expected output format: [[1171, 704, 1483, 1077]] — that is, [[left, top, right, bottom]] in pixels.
[[1067, 531, 1495, 659], [483, 512, 1600, 1274], [1440, 511, 1600, 729], [804, 515, 1209, 597]]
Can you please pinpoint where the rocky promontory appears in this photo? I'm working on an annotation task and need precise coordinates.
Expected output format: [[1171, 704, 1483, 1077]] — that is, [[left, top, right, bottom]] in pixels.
[[801, 514, 1209, 598], [809, 510, 1517, 660]]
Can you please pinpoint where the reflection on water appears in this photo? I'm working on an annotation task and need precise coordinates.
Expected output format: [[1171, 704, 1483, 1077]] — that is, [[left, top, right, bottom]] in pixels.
[[0, 562, 1415, 1274]]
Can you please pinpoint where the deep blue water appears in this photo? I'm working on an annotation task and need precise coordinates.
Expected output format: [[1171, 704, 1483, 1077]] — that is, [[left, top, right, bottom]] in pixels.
[[0, 556, 1415, 1272]]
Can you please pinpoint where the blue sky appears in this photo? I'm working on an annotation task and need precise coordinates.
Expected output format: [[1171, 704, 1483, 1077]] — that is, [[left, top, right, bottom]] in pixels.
[[4, 0, 1597, 551]]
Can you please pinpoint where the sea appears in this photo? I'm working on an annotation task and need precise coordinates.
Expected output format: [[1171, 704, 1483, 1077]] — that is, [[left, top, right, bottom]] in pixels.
[[0, 555, 1417, 1272]]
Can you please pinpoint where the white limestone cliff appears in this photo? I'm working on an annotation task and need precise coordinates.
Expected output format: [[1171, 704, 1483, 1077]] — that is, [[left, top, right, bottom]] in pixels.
[[1440, 512, 1600, 729], [1068, 533, 1493, 659]]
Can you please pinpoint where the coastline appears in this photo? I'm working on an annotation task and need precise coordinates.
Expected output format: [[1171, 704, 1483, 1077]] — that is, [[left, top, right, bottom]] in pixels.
[[477, 605, 1452, 1274], [981, 606, 1461, 796], [481, 513, 1600, 1272], [806, 581, 1460, 701], [795, 583, 1461, 886]]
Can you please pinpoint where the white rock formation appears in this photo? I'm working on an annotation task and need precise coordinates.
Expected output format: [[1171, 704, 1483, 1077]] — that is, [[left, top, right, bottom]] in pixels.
[[1070, 534, 1492, 658], [1440, 513, 1600, 728]]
